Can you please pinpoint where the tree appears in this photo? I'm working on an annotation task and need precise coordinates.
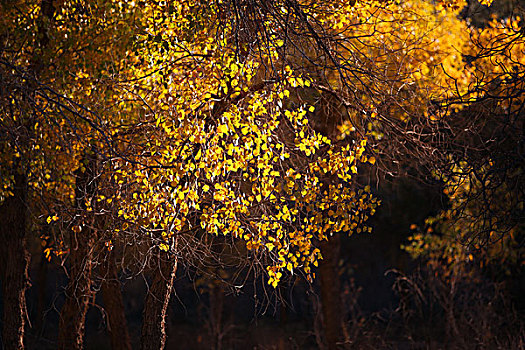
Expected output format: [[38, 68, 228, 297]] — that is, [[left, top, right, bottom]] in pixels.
[[400, 6, 524, 348], [1, 1, 139, 348], [107, 2, 379, 348], [2, 1, 377, 348], [1, 1, 56, 347], [3, 0, 522, 349], [403, 10, 525, 303]]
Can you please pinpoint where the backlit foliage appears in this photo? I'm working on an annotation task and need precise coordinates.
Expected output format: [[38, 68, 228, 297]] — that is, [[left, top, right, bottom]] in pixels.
[[404, 164, 523, 278], [107, 1, 379, 286], [1, 0, 145, 256], [2, 0, 521, 289], [403, 10, 524, 279]]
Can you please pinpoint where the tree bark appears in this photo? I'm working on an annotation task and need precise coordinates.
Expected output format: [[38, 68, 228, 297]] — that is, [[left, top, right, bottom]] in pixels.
[[0, 0, 56, 347], [57, 228, 95, 350], [140, 254, 177, 350], [100, 251, 132, 350], [318, 235, 342, 350], [0, 173, 30, 350], [57, 152, 98, 350]]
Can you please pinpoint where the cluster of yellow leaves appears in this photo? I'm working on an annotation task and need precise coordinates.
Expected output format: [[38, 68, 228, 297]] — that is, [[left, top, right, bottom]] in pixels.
[[401, 10, 524, 278], [103, 0, 380, 286], [404, 165, 522, 279], [8, 0, 518, 286], [328, 0, 473, 120], [462, 16, 525, 110], [0, 0, 147, 260]]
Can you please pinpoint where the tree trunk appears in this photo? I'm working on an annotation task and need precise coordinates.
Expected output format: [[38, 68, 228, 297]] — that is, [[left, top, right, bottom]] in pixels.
[[0, 173, 30, 350], [318, 235, 342, 350], [57, 152, 98, 350], [57, 228, 95, 350], [100, 251, 132, 350], [140, 254, 177, 350], [0, 1, 55, 348]]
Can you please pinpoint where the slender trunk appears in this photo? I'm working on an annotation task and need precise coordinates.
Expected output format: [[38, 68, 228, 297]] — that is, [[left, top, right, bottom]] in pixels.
[[0, 173, 30, 350], [318, 235, 342, 350], [100, 251, 132, 350], [140, 253, 177, 350], [57, 228, 95, 349], [57, 152, 98, 350]]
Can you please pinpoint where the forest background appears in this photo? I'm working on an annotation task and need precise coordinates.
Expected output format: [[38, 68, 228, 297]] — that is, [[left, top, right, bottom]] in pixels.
[[0, 0, 523, 349]]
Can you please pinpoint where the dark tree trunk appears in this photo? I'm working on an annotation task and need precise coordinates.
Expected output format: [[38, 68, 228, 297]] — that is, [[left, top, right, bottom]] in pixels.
[[57, 226, 95, 350], [57, 152, 98, 350], [319, 235, 342, 350], [100, 251, 132, 350], [0, 0, 57, 346], [140, 254, 177, 350], [0, 173, 30, 350]]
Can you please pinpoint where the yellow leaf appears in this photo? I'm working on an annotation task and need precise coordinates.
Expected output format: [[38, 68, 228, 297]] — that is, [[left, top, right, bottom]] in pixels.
[[217, 124, 228, 134]]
